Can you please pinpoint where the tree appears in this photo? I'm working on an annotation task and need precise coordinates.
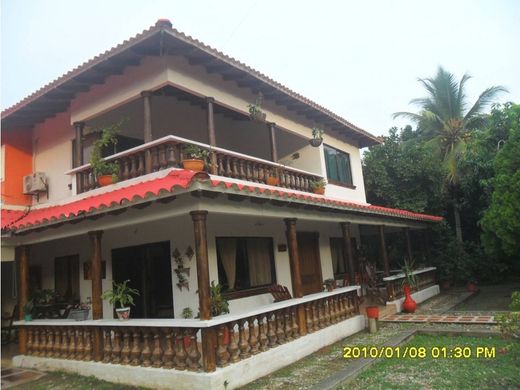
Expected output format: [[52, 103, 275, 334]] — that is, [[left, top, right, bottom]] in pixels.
[[394, 66, 507, 241], [481, 103, 520, 260], [363, 126, 446, 215]]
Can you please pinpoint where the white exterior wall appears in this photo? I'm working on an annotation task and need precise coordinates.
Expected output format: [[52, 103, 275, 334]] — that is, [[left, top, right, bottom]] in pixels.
[[28, 212, 356, 319]]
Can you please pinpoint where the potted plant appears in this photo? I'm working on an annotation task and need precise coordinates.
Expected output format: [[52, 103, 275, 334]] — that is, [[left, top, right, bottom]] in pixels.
[[309, 127, 324, 147], [68, 300, 91, 321], [247, 93, 266, 122], [266, 166, 282, 186], [90, 123, 120, 186], [210, 281, 230, 317], [182, 307, 194, 319], [181, 144, 210, 172], [310, 178, 326, 195], [401, 258, 418, 313], [23, 300, 34, 321], [101, 280, 140, 320], [366, 306, 379, 319], [323, 278, 335, 292]]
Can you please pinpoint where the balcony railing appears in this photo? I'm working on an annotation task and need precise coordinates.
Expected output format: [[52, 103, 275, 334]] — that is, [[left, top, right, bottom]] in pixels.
[[67, 135, 323, 194], [383, 267, 437, 301], [16, 286, 360, 372]]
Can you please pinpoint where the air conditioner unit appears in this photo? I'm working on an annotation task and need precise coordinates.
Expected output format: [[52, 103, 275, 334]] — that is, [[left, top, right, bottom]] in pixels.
[[30, 172, 47, 193], [23, 175, 33, 194], [22, 172, 47, 195]]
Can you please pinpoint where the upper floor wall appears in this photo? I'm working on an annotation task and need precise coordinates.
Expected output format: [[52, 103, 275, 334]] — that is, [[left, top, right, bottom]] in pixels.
[[3, 55, 368, 206]]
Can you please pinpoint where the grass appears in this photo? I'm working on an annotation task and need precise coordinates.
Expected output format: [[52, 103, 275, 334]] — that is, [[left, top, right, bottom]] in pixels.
[[10, 371, 151, 390], [340, 335, 520, 390]]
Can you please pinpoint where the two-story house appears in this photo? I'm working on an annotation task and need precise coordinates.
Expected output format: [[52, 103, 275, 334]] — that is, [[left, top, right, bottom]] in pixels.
[[1, 20, 441, 389]]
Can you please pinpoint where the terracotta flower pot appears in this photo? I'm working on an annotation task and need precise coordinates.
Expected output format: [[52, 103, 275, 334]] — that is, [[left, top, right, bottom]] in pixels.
[[266, 176, 280, 186], [313, 187, 325, 195], [98, 175, 114, 187], [366, 306, 379, 319], [467, 282, 478, 292], [182, 159, 205, 172]]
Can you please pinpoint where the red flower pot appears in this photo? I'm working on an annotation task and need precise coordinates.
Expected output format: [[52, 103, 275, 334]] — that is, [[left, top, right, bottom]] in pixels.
[[402, 284, 417, 313], [98, 175, 114, 187], [366, 306, 379, 319], [467, 282, 478, 292], [266, 176, 280, 186]]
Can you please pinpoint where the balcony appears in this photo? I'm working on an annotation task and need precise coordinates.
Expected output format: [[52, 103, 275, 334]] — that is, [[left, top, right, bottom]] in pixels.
[[68, 135, 323, 195]]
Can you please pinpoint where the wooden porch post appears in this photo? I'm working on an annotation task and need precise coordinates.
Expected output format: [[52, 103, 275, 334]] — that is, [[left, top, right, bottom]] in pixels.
[[379, 225, 390, 277], [17, 246, 29, 354], [404, 227, 413, 261], [73, 121, 85, 193], [284, 218, 307, 336], [206, 97, 218, 174], [190, 210, 216, 372], [340, 222, 356, 285], [141, 91, 153, 174], [88, 230, 104, 361], [269, 122, 278, 162]]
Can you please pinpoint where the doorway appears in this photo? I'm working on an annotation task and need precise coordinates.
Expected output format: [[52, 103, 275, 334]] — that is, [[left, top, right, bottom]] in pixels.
[[297, 232, 323, 295], [112, 241, 173, 318]]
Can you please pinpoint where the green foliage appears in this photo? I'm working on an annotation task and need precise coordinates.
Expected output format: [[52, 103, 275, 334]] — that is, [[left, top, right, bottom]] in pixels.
[[247, 93, 266, 120], [401, 258, 417, 288], [210, 281, 230, 316], [23, 300, 34, 316], [182, 144, 210, 161], [182, 307, 193, 319], [309, 178, 326, 190], [496, 291, 520, 340], [311, 127, 324, 139], [101, 280, 139, 309], [31, 289, 56, 304], [481, 103, 520, 259], [363, 126, 446, 214], [89, 122, 120, 181]]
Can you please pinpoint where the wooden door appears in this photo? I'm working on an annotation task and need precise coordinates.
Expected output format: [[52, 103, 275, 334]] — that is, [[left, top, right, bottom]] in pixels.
[[297, 232, 323, 295]]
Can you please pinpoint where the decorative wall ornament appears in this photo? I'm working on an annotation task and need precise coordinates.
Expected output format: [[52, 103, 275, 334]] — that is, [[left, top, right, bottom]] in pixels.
[[173, 247, 192, 291]]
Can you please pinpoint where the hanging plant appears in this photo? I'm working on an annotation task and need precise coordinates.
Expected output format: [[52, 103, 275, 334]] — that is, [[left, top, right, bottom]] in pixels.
[[248, 93, 267, 122], [309, 127, 324, 147]]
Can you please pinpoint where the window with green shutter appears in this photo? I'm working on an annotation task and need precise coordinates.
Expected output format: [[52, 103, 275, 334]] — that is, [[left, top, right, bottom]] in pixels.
[[324, 145, 354, 187]]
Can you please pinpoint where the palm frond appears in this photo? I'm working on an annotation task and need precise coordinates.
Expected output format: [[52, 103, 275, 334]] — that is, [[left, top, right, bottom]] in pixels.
[[464, 85, 509, 121], [392, 111, 423, 122], [457, 73, 472, 113]]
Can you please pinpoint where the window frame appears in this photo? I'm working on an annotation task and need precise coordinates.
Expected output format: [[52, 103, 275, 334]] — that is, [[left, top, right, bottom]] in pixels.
[[215, 236, 277, 300], [323, 144, 356, 189]]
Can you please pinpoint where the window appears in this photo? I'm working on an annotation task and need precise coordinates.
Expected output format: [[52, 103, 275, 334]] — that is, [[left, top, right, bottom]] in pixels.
[[324, 145, 354, 187], [216, 237, 276, 297], [330, 238, 346, 276]]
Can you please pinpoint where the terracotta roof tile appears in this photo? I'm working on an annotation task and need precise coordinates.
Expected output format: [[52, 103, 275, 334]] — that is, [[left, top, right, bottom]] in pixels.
[[1, 170, 442, 233]]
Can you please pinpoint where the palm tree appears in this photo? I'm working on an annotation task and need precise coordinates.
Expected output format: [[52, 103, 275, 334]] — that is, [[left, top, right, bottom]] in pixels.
[[394, 66, 507, 242]]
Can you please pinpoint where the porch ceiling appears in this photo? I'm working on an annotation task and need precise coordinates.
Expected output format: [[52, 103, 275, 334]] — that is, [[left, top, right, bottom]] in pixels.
[[1, 169, 442, 237]]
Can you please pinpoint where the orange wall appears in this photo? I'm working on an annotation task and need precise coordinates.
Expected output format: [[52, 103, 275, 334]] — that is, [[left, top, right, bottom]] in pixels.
[[1, 128, 33, 206]]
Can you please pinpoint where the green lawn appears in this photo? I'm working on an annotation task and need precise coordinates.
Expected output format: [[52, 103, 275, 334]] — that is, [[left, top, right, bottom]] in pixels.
[[341, 335, 520, 390]]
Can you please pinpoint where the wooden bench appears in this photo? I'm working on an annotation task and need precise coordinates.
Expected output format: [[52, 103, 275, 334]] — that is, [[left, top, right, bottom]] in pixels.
[[267, 285, 292, 302]]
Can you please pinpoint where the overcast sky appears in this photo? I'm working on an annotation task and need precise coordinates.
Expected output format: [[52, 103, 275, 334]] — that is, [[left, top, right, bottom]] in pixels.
[[2, 0, 519, 136]]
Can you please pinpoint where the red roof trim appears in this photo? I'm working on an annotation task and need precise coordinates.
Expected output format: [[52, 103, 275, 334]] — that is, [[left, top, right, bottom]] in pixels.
[[1, 170, 442, 233]]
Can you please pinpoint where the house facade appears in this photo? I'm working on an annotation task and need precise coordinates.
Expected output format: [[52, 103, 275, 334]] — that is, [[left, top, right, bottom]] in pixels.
[[1, 20, 440, 389]]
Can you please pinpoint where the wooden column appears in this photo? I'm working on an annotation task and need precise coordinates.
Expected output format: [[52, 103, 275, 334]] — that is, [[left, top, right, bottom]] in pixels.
[[269, 123, 278, 162], [141, 91, 153, 173], [206, 97, 218, 174], [284, 218, 303, 298], [191, 211, 211, 320], [341, 222, 356, 285], [74, 121, 85, 193], [88, 231, 104, 361], [404, 227, 413, 261], [17, 246, 29, 354], [190, 211, 216, 372], [379, 225, 390, 277]]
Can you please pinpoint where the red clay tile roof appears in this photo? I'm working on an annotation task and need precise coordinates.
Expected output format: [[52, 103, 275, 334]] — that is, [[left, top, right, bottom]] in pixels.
[[1, 170, 442, 233], [1, 20, 380, 147]]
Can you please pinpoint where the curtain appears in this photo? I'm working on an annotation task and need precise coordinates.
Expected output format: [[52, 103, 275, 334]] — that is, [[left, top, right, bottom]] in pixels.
[[218, 238, 237, 290], [247, 239, 272, 286], [330, 239, 344, 274]]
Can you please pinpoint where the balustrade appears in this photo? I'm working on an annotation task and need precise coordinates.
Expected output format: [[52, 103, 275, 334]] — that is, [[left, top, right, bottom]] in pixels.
[[384, 267, 437, 301]]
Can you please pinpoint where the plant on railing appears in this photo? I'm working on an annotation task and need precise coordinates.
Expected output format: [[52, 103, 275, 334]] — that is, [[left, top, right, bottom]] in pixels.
[[101, 280, 140, 320], [266, 166, 283, 186], [32, 289, 57, 305], [23, 300, 34, 321], [323, 278, 336, 292], [310, 178, 327, 195], [309, 127, 324, 147], [210, 281, 230, 316], [182, 307, 194, 319], [401, 258, 418, 313], [181, 144, 210, 172], [89, 122, 121, 186], [247, 92, 266, 122]]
